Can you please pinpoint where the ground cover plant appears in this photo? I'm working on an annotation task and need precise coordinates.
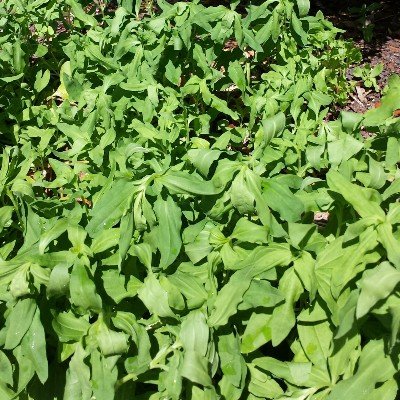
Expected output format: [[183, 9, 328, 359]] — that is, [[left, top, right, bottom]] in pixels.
[[0, 0, 400, 399]]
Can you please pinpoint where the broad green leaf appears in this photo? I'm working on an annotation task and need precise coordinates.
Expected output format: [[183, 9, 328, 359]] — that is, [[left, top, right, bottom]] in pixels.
[[39, 218, 69, 254], [261, 112, 286, 146], [86, 179, 137, 236], [154, 196, 182, 269], [247, 364, 284, 398], [297, 0, 310, 16], [159, 171, 221, 196], [187, 149, 221, 176], [238, 280, 283, 310], [165, 60, 182, 86], [47, 263, 70, 298], [34, 70, 50, 93], [21, 309, 48, 383], [208, 268, 253, 327], [91, 351, 119, 400], [291, 12, 308, 45], [327, 340, 395, 400], [253, 357, 330, 388], [241, 312, 272, 353], [64, 344, 92, 400], [263, 179, 304, 222], [169, 271, 208, 309], [327, 170, 385, 221], [0, 351, 13, 386], [102, 269, 141, 304], [96, 323, 128, 356], [5, 298, 36, 350], [181, 350, 212, 387], [0, 206, 13, 232], [91, 229, 120, 254], [70, 261, 102, 313], [180, 310, 209, 356], [235, 245, 293, 276], [271, 268, 303, 346], [228, 61, 246, 93], [356, 262, 400, 318], [377, 222, 400, 268], [231, 218, 268, 244], [297, 302, 333, 365], [231, 171, 255, 214], [365, 379, 398, 400], [66, 0, 97, 26], [137, 274, 175, 318], [218, 333, 246, 389], [52, 311, 90, 343]]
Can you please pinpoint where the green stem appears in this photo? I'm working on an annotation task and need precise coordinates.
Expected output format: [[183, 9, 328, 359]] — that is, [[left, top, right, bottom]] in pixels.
[[115, 373, 138, 390]]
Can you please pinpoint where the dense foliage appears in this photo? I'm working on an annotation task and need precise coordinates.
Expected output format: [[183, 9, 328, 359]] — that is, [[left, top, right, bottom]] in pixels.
[[0, 0, 400, 399]]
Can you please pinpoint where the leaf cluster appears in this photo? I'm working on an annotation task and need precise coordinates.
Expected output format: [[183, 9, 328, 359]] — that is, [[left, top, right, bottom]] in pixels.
[[0, 0, 399, 399]]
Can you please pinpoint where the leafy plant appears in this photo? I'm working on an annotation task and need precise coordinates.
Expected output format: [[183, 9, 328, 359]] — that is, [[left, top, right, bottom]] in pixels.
[[349, 2, 381, 42], [0, 0, 399, 399], [353, 63, 383, 91]]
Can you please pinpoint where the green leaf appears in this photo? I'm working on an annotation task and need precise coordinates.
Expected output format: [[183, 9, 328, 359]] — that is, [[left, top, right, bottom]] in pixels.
[[327, 340, 395, 400], [39, 218, 69, 254], [154, 196, 182, 269], [91, 351, 118, 400], [66, 0, 98, 26], [356, 262, 400, 318], [261, 112, 286, 146], [52, 311, 90, 343], [238, 280, 283, 310], [241, 312, 272, 353], [64, 344, 92, 400], [218, 333, 246, 389], [297, 302, 332, 365], [21, 308, 48, 383], [228, 61, 246, 93], [263, 179, 304, 222], [118, 210, 133, 268], [181, 350, 212, 387], [187, 149, 221, 176], [252, 357, 328, 388], [91, 229, 120, 254], [5, 298, 36, 350], [327, 170, 385, 221], [271, 268, 303, 346], [231, 171, 255, 214], [377, 222, 400, 268], [0, 351, 13, 386], [47, 263, 70, 298], [169, 271, 208, 309], [231, 218, 268, 243], [180, 310, 209, 356], [208, 268, 253, 327], [70, 261, 102, 313], [165, 60, 182, 86], [96, 323, 128, 356], [365, 379, 398, 400], [0, 206, 13, 232], [296, 0, 310, 17], [137, 274, 175, 318], [159, 171, 221, 196], [291, 12, 308, 46], [86, 179, 137, 236], [34, 69, 50, 93]]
